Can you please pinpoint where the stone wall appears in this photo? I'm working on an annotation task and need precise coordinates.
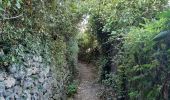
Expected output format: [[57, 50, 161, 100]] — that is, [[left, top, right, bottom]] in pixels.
[[0, 37, 70, 100]]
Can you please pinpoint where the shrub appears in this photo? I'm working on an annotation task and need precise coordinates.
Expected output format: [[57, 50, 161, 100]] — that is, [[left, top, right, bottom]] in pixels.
[[67, 81, 78, 97]]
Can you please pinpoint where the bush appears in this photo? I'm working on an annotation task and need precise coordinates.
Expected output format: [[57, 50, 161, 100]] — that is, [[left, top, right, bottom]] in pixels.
[[67, 81, 78, 97], [115, 11, 170, 99]]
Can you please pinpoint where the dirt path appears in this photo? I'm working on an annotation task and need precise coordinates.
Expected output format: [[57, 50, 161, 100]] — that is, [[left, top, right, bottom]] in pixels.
[[73, 62, 102, 100]]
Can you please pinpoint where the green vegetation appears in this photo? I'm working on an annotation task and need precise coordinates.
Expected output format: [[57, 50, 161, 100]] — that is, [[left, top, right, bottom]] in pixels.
[[1, 0, 170, 99], [77, 0, 170, 99], [0, 0, 81, 99], [0, 0, 81, 76], [67, 80, 78, 97]]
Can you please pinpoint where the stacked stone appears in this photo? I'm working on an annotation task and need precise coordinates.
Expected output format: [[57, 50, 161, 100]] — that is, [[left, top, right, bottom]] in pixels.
[[0, 51, 57, 100]]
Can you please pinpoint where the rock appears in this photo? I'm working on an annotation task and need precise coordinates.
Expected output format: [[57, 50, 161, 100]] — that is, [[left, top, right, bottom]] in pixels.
[[42, 66, 50, 77], [37, 84, 43, 92], [31, 86, 38, 94], [0, 49, 4, 56], [38, 77, 44, 83], [0, 82, 5, 95], [4, 76, 16, 88], [34, 56, 43, 62], [0, 96, 5, 100], [23, 90, 31, 100], [14, 86, 22, 95], [33, 56, 42, 62], [39, 92, 44, 100], [26, 59, 33, 67], [39, 71, 45, 78], [33, 80, 39, 86], [0, 52, 59, 99], [32, 67, 39, 74], [27, 93, 31, 100], [25, 54, 33, 61], [43, 93, 49, 100], [43, 82, 51, 90], [6, 94, 15, 100], [26, 68, 32, 76], [32, 62, 40, 68], [14, 69, 25, 80], [9, 64, 18, 74], [47, 77, 53, 82], [39, 56, 43, 62], [23, 62, 28, 66], [24, 78, 33, 88], [26, 67, 39, 76], [4, 89, 13, 97], [31, 93, 39, 100], [47, 89, 52, 97], [0, 72, 6, 81], [14, 94, 20, 100], [15, 80, 21, 85], [53, 94, 60, 100]]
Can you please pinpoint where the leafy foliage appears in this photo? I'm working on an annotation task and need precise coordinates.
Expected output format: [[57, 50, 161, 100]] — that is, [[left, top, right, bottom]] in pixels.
[[115, 10, 170, 99], [79, 0, 169, 99], [67, 81, 78, 97], [1, 0, 170, 99], [0, 1, 82, 97], [153, 30, 170, 41]]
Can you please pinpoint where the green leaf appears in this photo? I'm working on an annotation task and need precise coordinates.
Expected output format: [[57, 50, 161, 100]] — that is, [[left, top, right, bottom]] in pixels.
[[0, 3, 3, 12], [153, 30, 170, 41], [7, 1, 11, 7], [0, 7, 3, 11], [12, 56, 15, 62], [16, 1, 21, 9], [157, 9, 170, 19]]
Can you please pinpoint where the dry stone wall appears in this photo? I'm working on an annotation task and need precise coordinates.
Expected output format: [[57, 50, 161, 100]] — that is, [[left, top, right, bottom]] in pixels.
[[0, 39, 69, 100]]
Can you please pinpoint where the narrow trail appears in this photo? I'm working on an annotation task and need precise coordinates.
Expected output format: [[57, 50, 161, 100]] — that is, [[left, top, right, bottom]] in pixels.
[[73, 62, 102, 100]]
